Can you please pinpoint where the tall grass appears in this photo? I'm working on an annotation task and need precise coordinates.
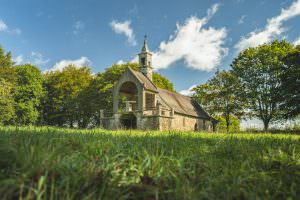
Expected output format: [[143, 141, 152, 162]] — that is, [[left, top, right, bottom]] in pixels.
[[0, 126, 300, 199]]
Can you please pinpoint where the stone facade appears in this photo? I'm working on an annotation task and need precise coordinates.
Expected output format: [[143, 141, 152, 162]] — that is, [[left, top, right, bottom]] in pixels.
[[100, 36, 217, 132]]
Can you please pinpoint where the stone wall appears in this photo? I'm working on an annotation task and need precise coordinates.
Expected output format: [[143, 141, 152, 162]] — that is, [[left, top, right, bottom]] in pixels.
[[159, 113, 213, 131], [101, 112, 214, 132], [139, 116, 159, 130]]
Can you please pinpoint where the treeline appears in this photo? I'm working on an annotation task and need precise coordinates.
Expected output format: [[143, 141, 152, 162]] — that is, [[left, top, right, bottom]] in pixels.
[[0, 49, 174, 128], [1, 40, 299, 131], [193, 40, 300, 131]]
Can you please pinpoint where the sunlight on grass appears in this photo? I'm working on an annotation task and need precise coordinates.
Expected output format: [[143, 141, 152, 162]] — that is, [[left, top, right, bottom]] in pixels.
[[0, 126, 300, 199]]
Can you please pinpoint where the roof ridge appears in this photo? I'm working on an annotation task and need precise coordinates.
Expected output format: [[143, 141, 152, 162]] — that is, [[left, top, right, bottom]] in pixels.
[[158, 87, 191, 99], [127, 66, 144, 84], [127, 66, 158, 92]]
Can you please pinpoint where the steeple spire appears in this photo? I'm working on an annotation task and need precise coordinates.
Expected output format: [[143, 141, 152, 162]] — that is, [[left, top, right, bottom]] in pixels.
[[139, 35, 153, 81], [142, 34, 150, 52]]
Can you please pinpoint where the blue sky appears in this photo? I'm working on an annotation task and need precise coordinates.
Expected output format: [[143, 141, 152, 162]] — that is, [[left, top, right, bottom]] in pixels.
[[1, 0, 300, 94]]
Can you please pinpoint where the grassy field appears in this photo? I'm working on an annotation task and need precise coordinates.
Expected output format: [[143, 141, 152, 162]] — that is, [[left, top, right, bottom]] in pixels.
[[0, 127, 300, 200]]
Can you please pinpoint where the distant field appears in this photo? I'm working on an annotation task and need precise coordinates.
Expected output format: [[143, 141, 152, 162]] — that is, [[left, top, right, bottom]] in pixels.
[[0, 126, 300, 200]]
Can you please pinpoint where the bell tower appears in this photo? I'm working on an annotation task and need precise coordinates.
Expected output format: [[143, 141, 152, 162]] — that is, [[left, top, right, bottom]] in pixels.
[[139, 35, 153, 81]]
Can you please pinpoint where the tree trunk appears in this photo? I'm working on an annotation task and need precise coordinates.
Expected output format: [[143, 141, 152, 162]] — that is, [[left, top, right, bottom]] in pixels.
[[225, 116, 230, 133], [263, 119, 269, 131]]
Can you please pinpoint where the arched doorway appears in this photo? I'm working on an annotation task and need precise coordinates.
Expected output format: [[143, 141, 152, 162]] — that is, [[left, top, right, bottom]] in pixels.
[[118, 82, 139, 112], [120, 113, 137, 129]]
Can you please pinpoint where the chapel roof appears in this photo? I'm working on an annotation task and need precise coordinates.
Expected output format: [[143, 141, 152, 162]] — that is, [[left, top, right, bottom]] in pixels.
[[157, 88, 211, 119], [128, 67, 158, 92], [127, 66, 211, 119]]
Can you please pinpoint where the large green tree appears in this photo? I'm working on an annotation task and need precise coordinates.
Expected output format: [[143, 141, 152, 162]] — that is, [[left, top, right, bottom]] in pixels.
[[0, 46, 16, 125], [193, 70, 245, 132], [42, 65, 93, 127], [14, 64, 44, 125], [279, 45, 300, 118], [0, 46, 15, 83], [0, 79, 15, 125], [231, 40, 295, 130]]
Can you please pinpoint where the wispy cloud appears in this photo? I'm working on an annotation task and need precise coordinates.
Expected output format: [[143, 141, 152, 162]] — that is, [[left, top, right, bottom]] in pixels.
[[13, 52, 49, 66], [116, 60, 125, 65], [152, 3, 227, 71], [294, 36, 300, 45], [73, 20, 85, 34], [235, 0, 300, 51], [238, 15, 246, 24], [0, 19, 8, 31], [129, 4, 138, 15], [110, 20, 137, 46], [31, 52, 50, 65], [49, 57, 91, 72], [179, 85, 197, 96], [13, 55, 24, 65], [0, 19, 21, 35]]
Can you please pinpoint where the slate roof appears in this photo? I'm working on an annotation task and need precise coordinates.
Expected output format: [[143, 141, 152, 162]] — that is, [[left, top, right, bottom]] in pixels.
[[127, 67, 211, 119], [157, 88, 211, 119], [128, 67, 158, 92]]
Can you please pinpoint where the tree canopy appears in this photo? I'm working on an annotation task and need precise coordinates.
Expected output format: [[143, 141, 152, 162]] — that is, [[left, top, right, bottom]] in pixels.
[[231, 40, 295, 130], [14, 64, 44, 125], [42, 65, 93, 127], [279, 45, 300, 119], [193, 70, 245, 132]]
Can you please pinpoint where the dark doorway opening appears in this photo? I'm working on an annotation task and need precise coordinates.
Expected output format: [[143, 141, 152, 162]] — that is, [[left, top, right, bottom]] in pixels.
[[194, 123, 198, 131], [120, 114, 137, 129]]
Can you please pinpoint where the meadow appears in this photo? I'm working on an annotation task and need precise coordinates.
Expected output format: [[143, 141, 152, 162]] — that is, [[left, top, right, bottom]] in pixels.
[[0, 126, 300, 200]]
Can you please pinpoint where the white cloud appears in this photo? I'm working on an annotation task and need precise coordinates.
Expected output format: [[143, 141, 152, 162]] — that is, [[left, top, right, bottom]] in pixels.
[[0, 19, 8, 31], [73, 20, 85, 34], [13, 55, 24, 65], [116, 60, 125, 65], [235, 0, 300, 51], [31, 52, 50, 65], [110, 20, 137, 46], [294, 36, 300, 45], [152, 3, 227, 71], [179, 84, 197, 96], [50, 57, 91, 71], [0, 19, 21, 35], [13, 52, 49, 66]]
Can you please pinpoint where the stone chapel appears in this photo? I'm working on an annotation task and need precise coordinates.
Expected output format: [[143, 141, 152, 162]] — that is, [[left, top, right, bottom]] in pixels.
[[100, 36, 217, 131]]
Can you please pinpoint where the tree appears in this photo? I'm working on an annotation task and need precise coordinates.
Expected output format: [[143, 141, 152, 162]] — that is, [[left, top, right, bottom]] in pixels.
[[0, 46, 16, 125], [0, 46, 16, 83], [42, 65, 93, 127], [231, 40, 295, 131], [0, 46, 15, 83], [0, 79, 15, 125], [280, 45, 300, 118], [215, 115, 240, 132], [193, 70, 245, 133], [152, 73, 174, 92], [14, 64, 44, 125]]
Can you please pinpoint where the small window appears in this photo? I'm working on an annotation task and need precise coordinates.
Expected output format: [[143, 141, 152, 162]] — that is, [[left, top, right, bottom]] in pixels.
[[161, 110, 165, 116], [183, 117, 186, 126], [141, 58, 146, 65]]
